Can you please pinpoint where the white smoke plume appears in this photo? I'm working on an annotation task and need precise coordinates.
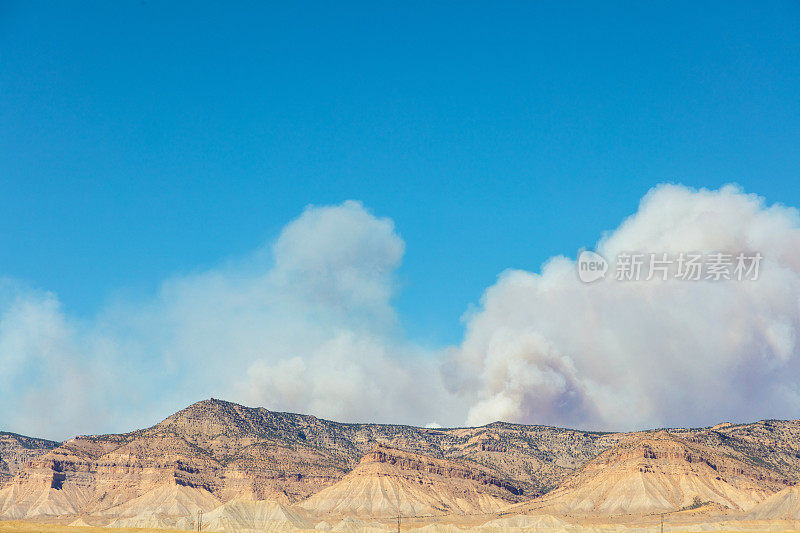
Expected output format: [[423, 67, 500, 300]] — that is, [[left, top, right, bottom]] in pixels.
[[0, 201, 456, 438], [2, 185, 800, 439], [445, 184, 800, 429]]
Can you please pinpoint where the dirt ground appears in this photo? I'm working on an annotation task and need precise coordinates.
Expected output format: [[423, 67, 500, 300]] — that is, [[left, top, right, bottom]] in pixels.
[[0, 522, 185, 533]]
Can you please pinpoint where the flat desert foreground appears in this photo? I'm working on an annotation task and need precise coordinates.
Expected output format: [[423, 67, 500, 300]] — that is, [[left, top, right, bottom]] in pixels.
[[0, 522, 184, 533], [2, 518, 800, 533]]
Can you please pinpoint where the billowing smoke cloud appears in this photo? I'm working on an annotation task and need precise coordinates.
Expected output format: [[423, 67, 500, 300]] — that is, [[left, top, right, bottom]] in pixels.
[[139, 200, 454, 426], [2, 185, 800, 439], [0, 285, 107, 433], [0, 201, 457, 439], [445, 184, 800, 429]]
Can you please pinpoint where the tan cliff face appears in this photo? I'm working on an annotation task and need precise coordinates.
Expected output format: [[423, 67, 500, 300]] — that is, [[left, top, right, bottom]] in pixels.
[[299, 444, 523, 517], [671, 420, 800, 483], [513, 431, 796, 516], [0, 433, 57, 483], [1, 398, 800, 524], [358, 444, 522, 496]]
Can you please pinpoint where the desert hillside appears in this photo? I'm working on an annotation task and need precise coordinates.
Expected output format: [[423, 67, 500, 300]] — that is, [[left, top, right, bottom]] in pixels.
[[1, 399, 800, 530], [299, 443, 521, 517], [0, 433, 58, 484], [512, 431, 793, 516]]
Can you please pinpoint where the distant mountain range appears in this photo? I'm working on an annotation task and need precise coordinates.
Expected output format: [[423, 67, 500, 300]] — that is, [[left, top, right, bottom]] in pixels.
[[1, 398, 800, 530]]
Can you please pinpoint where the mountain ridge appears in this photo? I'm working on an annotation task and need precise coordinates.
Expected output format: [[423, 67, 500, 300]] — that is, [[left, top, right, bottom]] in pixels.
[[2, 398, 800, 523], [0, 432, 59, 484]]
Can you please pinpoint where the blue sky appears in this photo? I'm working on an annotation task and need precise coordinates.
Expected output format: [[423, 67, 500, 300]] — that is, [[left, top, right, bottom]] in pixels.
[[2, 3, 800, 353], [0, 1, 800, 342]]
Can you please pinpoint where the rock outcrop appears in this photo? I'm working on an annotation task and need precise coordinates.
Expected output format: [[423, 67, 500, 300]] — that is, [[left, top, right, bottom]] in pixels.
[[300, 444, 521, 517], [0, 432, 58, 483], [512, 431, 792, 515]]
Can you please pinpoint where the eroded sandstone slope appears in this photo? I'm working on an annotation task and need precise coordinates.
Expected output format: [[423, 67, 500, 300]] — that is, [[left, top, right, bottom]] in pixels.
[[1, 398, 799, 521], [300, 444, 523, 517], [0, 433, 58, 483], [511, 431, 795, 516]]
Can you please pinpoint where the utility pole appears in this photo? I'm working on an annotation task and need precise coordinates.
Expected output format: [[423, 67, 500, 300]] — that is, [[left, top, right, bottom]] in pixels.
[[197, 510, 203, 532], [660, 513, 664, 533], [396, 512, 401, 532]]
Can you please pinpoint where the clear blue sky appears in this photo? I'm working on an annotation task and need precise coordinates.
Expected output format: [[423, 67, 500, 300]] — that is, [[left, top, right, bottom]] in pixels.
[[2, 1, 799, 345]]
